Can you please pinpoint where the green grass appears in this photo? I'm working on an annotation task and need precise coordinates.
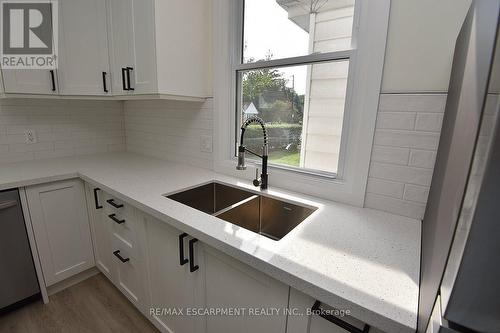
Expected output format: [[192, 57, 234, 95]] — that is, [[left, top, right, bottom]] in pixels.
[[268, 150, 300, 167]]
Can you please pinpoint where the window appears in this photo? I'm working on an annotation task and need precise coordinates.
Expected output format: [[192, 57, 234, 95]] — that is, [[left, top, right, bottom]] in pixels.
[[235, 0, 356, 175]]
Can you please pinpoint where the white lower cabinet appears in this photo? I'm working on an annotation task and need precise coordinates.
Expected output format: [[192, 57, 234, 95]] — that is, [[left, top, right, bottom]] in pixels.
[[26, 179, 94, 286], [203, 247, 289, 333], [142, 211, 289, 333], [143, 212, 205, 333], [82, 182, 378, 333], [85, 184, 148, 312]]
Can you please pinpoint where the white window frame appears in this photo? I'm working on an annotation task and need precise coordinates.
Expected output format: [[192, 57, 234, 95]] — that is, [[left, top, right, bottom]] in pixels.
[[213, 0, 390, 206]]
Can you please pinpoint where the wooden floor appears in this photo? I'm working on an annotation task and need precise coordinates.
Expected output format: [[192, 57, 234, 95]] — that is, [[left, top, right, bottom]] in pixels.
[[0, 273, 158, 333]]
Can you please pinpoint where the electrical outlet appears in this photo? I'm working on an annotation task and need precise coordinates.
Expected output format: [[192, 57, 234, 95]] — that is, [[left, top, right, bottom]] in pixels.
[[200, 135, 213, 153], [24, 129, 37, 144]]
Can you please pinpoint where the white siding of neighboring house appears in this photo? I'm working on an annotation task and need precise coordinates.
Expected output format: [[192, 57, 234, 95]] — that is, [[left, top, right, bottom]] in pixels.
[[300, 4, 354, 173]]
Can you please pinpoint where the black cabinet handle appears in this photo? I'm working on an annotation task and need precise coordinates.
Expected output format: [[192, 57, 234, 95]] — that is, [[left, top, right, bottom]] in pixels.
[[311, 301, 370, 333], [189, 238, 199, 272], [179, 233, 189, 266], [102, 71, 108, 93], [106, 199, 124, 208], [49, 70, 56, 91], [93, 188, 103, 209], [113, 250, 129, 263], [108, 213, 125, 224], [121, 67, 128, 91], [126, 67, 134, 91]]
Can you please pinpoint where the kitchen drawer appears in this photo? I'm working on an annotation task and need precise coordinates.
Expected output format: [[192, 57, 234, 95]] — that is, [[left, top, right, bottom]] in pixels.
[[111, 224, 143, 262], [110, 232, 147, 310], [103, 192, 138, 248]]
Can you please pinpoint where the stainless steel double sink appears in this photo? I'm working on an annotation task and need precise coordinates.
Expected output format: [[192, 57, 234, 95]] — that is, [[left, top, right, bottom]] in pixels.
[[165, 182, 316, 240]]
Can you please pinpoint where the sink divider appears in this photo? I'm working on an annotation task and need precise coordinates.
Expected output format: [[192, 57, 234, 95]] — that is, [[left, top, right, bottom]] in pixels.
[[212, 194, 260, 218]]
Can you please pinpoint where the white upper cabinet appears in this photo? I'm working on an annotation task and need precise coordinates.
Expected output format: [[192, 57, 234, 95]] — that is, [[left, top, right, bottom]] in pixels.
[[107, 0, 157, 95], [58, 0, 111, 95], [1, 0, 211, 99], [2, 2, 58, 95], [2, 69, 58, 95], [153, 0, 212, 99], [107, 0, 211, 99]]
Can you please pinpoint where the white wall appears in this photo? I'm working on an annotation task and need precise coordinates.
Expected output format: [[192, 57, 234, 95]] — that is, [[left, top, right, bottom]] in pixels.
[[124, 99, 213, 169], [382, 0, 472, 93], [0, 99, 125, 164]]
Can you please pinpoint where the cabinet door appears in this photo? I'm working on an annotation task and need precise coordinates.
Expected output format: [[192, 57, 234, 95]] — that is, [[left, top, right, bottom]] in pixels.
[[204, 246, 289, 333], [107, 0, 156, 95], [85, 185, 113, 279], [144, 214, 205, 333], [58, 0, 110, 95], [2, 69, 58, 94], [26, 179, 94, 286]]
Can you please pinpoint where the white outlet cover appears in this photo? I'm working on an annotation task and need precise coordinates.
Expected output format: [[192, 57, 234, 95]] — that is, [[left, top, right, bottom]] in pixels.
[[200, 135, 213, 153], [24, 129, 37, 144]]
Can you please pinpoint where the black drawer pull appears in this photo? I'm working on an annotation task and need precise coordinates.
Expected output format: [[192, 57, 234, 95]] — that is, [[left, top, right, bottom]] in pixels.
[[113, 250, 129, 263], [50, 70, 56, 91], [121, 67, 128, 91], [102, 71, 108, 93], [93, 188, 103, 209], [179, 233, 189, 266], [189, 238, 199, 272], [126, 67, 134, 90], [108, 214, 125, 224], [311, 301, 370, 333], [106, 199, 124, 208]]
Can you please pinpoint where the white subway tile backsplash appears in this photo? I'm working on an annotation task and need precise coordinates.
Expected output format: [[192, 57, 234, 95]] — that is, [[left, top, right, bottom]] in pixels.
[[371, 145, 410, 165], [408, 94, 447, 112], [9, 142, 54, 153], [376, 112, 416, 130], [366, 178, 405, 199], [0, 99, 125, 164], [415, 113, 444, 132], [366, 93, 447, 219], [124, 99, 214, 169], [408, 149, 437, 168], [365, 193, 426, 220], [378, 94, 410, 111], [403, 184, 430, 203], [0, 151, 34, 164], [369, 162, 434, 186], [374, 129, 440, 150]]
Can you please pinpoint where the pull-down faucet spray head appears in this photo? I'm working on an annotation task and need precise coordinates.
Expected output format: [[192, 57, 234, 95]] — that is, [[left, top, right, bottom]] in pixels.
[[237, 145, 247, 170], [236, 116, 269, 189]]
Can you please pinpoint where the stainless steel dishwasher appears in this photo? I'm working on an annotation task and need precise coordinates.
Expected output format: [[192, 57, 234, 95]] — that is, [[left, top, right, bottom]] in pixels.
[[0, 189, 40, 313]]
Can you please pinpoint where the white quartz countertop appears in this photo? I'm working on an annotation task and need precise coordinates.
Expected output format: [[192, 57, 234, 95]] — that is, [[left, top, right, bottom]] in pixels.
[[0, 152, 421, 333]]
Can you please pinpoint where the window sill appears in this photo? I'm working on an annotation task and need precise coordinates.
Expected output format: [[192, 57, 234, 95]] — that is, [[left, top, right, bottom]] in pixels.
[[233, 157, 338, 180]]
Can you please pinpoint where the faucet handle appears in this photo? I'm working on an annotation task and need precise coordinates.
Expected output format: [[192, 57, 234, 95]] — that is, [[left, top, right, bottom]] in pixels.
[[253, 168, 261, 187]]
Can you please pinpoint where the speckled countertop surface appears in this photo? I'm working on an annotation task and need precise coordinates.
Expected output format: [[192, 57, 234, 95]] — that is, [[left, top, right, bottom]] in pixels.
[[0, 152, 421, 333]]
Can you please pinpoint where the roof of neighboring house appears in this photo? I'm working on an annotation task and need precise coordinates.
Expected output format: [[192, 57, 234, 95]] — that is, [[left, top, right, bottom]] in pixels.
[[276, 0, 355, 32], [243, 102, 259, 115]]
